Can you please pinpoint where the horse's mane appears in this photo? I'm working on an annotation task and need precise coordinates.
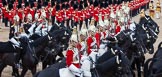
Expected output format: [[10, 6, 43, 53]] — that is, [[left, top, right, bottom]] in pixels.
[[32, 35, 49, 47], [49, 24, 59, 32], [0, 41, 17, 53], [32, 29, 64, 47]]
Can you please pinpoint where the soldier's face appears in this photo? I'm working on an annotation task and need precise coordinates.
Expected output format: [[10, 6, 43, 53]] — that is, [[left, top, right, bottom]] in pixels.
[[70, 40, 77, 47], [80, 35, 86, 41]]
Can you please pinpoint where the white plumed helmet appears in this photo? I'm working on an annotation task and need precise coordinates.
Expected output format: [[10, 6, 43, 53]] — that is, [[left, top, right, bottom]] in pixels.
[[110, 7, 116, 18], [70, 26, 78, 42], [104, 19, 109, 26], [80, 21, 88, 36], [27, 13, 32, 21], [80, 29, 88, 36], [120, 17, 125, 23], [70, 34, 78, 42], [88, 25, 96, 32], [35, 13, 39, 20], [13, 15, 19, 22], [41, 12, 46, 18]]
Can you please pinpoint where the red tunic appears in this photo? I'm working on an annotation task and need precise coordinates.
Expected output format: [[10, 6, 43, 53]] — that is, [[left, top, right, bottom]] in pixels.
[[60, 10, 65, 21], [66, 9, 71, 20], [17, 9, 23, 20], [24, 7, 30, 18], [95, 32, 101, 48], [85, 9, 90, 19], [73, 11, 79, 22], [51, 7, 56, 17], [86, 36, 93, 55], [8, 10, 14, 23], [93, 8, 99, 22], [56, 11, 63, 23], [30, 8, 35, 20], [2, 7, 7, 18], [66, 49, 80, 68], [69, 7, 74, 19], [101, 8, 106, 21], [36, 10, 41, 19], [115, 25, 121, 34], [45, 7, 50, 19], [89, 5, 94, 16], [78, 10, 84, 21]]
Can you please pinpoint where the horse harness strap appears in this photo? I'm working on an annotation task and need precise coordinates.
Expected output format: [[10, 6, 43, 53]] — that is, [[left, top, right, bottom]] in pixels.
[[48, 35, 52, 41]]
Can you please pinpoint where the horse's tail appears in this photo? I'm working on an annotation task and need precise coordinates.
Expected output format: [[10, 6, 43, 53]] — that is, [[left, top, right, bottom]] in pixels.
[[33, 72, 40, 77], [144, 58, 153, 77], [158, 42, 162, 49]]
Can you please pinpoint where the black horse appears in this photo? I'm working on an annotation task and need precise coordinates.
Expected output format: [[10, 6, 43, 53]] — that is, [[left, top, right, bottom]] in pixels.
[[0, 36, 33, 77], [34, 44, 133, 77], [40, 27, 71, 69], [20, 28, 71, 77], [144, 42, 162, 77], [138, 15, 159, 54], [114, 29, 145, 77]]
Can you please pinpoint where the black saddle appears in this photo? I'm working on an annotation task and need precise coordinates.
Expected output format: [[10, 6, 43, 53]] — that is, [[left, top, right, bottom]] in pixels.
[[0, 41, 17, 53]]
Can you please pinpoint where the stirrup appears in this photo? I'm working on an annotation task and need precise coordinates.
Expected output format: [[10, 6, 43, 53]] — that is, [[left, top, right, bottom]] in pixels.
[[15, 63, 21, 69]]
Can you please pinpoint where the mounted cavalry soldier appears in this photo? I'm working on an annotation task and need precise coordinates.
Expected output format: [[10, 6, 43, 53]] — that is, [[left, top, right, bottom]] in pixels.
[[79, 21, 88, 56], [23, 13, 32, 34], [155, 0, 161, 19], [64, 27, 91, 77], [9, 14, 21, 48], [86, 17, 97, 55]]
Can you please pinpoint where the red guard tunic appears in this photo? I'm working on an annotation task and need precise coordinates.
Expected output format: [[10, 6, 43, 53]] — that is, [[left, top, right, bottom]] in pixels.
[[24, 7, 30, 19], [51, 7, 56, 17], [18, 9, 23, 20], [66, 49, 81, 68], [8, 10, 14, 24], [78, 10, 84, 22], [69, 6, 74, 19], [101, 31, 107, 40], [60, 10, 65, 21], [45, 7, 50, 19], [93, 7, 99, 22], [95, 32, 101, 48], [115, 25, 121, 34], [85, 9, 90, 19], [2, 7, 6, 18], [86, 36, 93, 55], [30, 8, 35, 21], [56, 11, 63, 23], [89, 5, 94, 17], [73, 11, 79, 23], [36, 9, 41, 19], [66, 9, 71, 20], [101, 8, 107, 21]]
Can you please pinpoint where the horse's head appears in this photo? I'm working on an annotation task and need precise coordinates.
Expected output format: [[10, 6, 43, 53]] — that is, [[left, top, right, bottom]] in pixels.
[[47, 28, 72, 52], [115, 30, 130, 43], [19, 36, 30, 48]]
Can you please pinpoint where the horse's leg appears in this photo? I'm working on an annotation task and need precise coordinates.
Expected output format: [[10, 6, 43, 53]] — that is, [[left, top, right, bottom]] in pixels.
[[135, 58, 142, 77], [31, 67, 36, 76], [20, 67, 28, 77], [131, 60, 136, 70], [0, 63, 6, 77], [57, 52, 64, 58], [12, 66, 20, 77], [42, 62, 48, 69]]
